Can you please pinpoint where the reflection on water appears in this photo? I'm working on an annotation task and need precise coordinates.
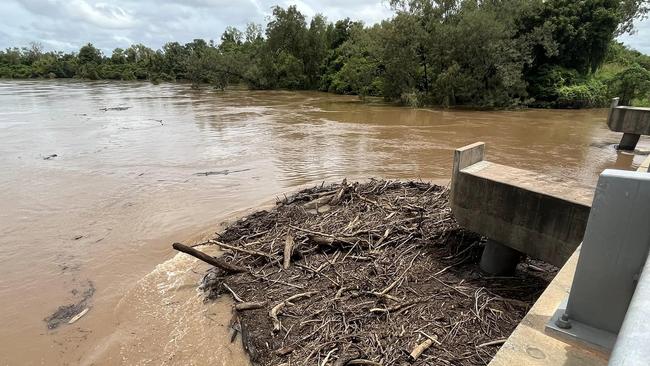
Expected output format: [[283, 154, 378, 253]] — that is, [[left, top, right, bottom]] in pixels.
[[0, 80, 647, 365]]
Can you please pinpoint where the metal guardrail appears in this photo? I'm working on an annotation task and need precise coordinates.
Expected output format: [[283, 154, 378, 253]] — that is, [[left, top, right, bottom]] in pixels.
[[607, 153, 650, 365], [609, 252, 650, 365], [545, 169, 650, 356]]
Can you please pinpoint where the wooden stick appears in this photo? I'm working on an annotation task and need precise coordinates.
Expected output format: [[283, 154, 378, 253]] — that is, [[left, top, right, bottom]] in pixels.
[[321, 347, 338, 366], [235, 301, 267, 311], [367, 291, 401, 302], [303, 193, 335, 209], [223, 282, 244, 302], [477, 338, 507, 348], [270, 292, 316, 331], [209, 240, 276, 260], [172, 242, 247, 273], [417, 330, 442, 345], [274, 345, 295, 356], [289, 224, 335, 238], [347, 360, 382, 366], [283, 234, 294, 269], [68, 308, 89, 324], [369, 299, 423, 314], [329, 178, 347, 205], [409, 337, 436, 360]]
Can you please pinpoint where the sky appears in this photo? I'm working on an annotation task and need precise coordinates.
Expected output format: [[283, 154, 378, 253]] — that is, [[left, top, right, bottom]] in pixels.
[[0, 0, 648, 55]]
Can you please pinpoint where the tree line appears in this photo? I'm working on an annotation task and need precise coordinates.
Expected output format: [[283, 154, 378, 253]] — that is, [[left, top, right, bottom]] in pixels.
[[1, 0, 650, 108]]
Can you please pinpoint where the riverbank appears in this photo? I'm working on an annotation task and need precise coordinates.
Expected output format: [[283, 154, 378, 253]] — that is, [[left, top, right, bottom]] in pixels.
[[178, 179, 556, 365], [3, 77, 647, 110]]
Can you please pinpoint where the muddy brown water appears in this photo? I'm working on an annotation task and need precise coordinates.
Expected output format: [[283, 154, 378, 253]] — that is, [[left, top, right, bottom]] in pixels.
[[0, 80, 647, 365]]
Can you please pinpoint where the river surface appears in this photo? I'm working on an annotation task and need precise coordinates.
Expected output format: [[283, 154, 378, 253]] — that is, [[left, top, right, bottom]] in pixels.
[[0, 80, 647, 365]]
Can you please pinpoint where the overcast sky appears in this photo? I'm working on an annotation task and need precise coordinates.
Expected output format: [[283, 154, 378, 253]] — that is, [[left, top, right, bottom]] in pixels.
[[1, 0, 648, 54]]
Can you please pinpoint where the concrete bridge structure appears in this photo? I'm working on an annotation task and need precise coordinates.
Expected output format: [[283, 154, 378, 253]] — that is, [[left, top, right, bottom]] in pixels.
[[608, 98, 650, 151], [451, 142, 592, 273], [449, 142, 650, 365]]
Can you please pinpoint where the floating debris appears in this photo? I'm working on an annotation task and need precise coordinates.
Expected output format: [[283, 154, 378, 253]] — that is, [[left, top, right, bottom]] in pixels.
[[45, 281, 95, 329], [99, 106, 131, 111], [176, 180, 555, 365], [589, 141, 618, 149], [67, 308, 89, 324], [43, 154, 58, 160], [193, 168, 251, 176]]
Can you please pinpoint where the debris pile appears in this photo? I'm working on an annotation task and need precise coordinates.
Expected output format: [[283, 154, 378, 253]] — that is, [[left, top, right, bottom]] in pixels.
[[178, 180, 555, 365]]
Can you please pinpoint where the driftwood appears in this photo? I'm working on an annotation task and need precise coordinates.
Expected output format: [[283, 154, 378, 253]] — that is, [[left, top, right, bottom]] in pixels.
[[235, 302, 267, 311], [303, 193, 335, 209], [172, 242, 246, 273], [197, 180, 556, 365], [223, 283, 244, 302], [409, 334, 438, 360], [346, 360, 382, 366], [283, 235, 294, 269], [477, 338, 508, 348], [209, 240, 275, 261], [269, 292, 316, 331], [329, 178, 348, 205], [67, 308, 89, 324]]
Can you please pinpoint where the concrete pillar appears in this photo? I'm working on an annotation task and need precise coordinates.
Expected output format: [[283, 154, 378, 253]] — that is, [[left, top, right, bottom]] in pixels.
[[480, 239, 522, 275], [617, 133, 641, 151]]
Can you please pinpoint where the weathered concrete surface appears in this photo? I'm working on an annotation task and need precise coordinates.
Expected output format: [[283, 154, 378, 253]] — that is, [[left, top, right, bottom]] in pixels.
[[451, 141, 485, 181], [491, 163, 650, 365], [607, 100, 650, 150], [451, 144, 593, 267], [489, 250, 608, 366], [608, 106, 650, 134], [640, 154, 650, 173]]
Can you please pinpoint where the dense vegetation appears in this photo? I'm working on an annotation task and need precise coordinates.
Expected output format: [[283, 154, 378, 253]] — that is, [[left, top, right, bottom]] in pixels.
[[1, 0, 649, 108]]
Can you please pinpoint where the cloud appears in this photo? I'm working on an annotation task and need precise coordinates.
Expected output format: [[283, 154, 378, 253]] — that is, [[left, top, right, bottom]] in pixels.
[[1, 0, 647, 56], [18, 0, 136, 29], [0, 0, 392, 53]]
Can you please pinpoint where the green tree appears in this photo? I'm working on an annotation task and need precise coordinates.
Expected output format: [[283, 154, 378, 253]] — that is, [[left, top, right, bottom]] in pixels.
[[78, 43, 102, 65], [329, 24, 384, 96], [161, 42, 188, 79], [2, 1, 649, 109], [264, 5, 310, 88], [608, 64, 650, 105], [111, 48, 126, 64]]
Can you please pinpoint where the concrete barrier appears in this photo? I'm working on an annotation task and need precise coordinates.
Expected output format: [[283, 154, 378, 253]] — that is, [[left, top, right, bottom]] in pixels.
[[450, 142, 593, 270], [489, 150, 650, 365], [608, 98, 650, 151]]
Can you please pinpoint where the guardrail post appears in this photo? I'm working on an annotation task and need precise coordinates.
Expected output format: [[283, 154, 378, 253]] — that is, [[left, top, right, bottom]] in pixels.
[[609, 252, 650, 365], [546, 169, 650, 351]]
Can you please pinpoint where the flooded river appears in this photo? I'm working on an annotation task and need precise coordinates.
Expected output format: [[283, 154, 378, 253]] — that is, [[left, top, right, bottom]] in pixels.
[[0, 80, 647, 365]]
